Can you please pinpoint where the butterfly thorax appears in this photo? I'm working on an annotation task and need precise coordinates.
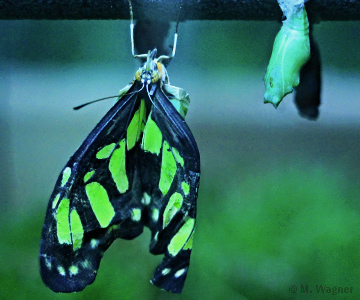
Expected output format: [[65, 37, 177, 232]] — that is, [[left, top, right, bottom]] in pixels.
[[135, 49, 169, 87]]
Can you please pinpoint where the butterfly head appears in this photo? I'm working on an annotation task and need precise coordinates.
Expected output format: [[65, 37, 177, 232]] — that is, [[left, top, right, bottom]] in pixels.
[[135, 49, 167, 85]]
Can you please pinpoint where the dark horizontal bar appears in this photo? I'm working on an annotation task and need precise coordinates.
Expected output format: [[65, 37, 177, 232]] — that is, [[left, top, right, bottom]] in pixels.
[[0, 0, 359, 21]]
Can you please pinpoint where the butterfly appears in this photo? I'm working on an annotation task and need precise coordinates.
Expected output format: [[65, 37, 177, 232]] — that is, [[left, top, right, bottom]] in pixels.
[[39, 43, 200, 293]]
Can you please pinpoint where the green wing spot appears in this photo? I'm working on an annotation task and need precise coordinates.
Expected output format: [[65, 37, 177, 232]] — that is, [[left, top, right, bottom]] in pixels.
[[131, 208, 141, 222], [142, 113, 163, 155], [84, 170, 95, 183], [70, 209, 84, 251], [182, 182, 190, 196], [159, 140, 177, 195], [109, 139, 129, 194], [61, 167, 71, 187], [85, 182, 115, 228], [69, 265, 79, 276], [52, 194, 60, 209], [183, 230, 194, 250], [168, 218, 195, 256], [163, 192, 183, 228], [96, 143, 116, 159], [127, 99, 146, 150], [56, 198, 71, 245], [172, 147, 184, 167], [141, 192, 151, 205]]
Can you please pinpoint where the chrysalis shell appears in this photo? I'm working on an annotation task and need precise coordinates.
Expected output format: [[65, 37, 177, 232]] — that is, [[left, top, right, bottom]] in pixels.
[[163, 84, 190, 118], [264, 7, 311, 108]]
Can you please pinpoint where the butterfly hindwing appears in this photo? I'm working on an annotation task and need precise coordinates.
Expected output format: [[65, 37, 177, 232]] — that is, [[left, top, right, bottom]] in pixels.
[[143, 86, 200, 293]]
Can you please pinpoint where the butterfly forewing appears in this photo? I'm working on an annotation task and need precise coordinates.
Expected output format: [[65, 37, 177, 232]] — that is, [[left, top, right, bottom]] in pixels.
[[40, 83, 144, 292]]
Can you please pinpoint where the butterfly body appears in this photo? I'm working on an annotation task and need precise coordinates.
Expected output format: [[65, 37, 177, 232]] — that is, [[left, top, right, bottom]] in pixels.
[[40, 49, 200, 294]]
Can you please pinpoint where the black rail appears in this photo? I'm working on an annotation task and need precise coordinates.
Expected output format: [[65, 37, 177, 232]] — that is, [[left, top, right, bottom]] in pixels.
[[0, 0, 359, 21]]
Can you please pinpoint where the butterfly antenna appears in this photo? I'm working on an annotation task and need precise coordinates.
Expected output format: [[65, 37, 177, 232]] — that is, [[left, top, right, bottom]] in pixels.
[[146, 84, 157, 108], [134, 83, 145, 94], [73, 95, 120, 110]]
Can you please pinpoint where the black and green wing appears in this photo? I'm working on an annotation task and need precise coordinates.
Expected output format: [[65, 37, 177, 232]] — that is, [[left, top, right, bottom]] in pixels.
[[39, 82, 142, 292], [144, 86, 200, 293], [39, 80, 200, 294]]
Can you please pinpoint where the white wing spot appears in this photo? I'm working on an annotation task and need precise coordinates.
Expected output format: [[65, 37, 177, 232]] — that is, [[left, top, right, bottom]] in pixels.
[[141, 192, 151, 205], [152, 208, 159, 222], [81, 260, 91, 269], [174, 268, 186, 278], [57, 266, 66, 276], [61, 167, 71, 187], [161, 268, 171, 276], [45, 258, 52, 269], [90, 239, 99, 249], [52, 194, 60, 209]]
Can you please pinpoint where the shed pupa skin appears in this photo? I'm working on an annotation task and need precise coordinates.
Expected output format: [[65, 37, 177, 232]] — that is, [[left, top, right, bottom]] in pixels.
[[264, 6, 310, 108]]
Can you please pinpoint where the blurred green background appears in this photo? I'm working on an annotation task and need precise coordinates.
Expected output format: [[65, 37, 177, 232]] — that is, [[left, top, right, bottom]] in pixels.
[[0, 17, 360, 300]]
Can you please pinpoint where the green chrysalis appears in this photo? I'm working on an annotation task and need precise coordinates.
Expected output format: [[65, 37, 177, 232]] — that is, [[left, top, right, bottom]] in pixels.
[[264, 6, 310, 108]]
